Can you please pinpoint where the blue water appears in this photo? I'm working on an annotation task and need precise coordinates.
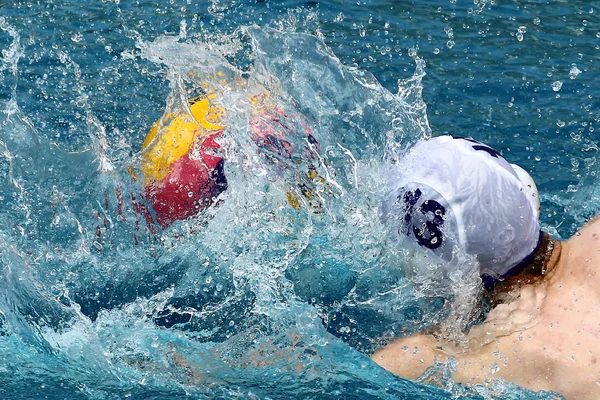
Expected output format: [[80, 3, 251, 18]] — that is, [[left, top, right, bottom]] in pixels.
[[0, 1, 597, 399]]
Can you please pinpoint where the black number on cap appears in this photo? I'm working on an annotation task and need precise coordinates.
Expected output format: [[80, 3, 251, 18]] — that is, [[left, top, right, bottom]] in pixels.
[[454, 136, 502, 159], [399, 189, 446, 250], [472, 144, 501, 159], [414, 199, 446, 249]]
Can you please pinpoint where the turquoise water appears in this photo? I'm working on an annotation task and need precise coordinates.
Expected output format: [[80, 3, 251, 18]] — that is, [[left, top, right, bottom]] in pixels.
[[0, 1, 597, 399]]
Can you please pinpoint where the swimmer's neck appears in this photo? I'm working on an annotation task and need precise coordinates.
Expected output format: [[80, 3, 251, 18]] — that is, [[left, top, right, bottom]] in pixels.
[[489, 234, 563, 301], [541, 238, 562, 284]]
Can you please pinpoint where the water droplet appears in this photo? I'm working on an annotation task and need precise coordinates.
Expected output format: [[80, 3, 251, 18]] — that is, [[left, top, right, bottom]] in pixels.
[[516, 26, 526, 41], [489, 362, 500, 374], [533, 17, 541, 25], [552, 81, 563, 91], [70, 33, 83, 43], [444, 26, 454, 49], [571, 158, 579, 169], [433, 48, 440, 54], [569, 65, 581, 79]]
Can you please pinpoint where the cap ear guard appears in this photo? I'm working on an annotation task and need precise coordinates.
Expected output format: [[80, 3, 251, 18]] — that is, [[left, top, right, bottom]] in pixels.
[[510, 163, 540, 218]]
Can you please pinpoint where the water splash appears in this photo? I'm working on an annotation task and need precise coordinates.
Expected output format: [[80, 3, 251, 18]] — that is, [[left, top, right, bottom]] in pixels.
[[0, 18, 24, 101], [0, 17, 553, 399]]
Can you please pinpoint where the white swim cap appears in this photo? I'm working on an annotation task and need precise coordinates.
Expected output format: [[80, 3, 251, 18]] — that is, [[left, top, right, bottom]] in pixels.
[[381, 136, 541, 277], [510, 163, 540, 218]]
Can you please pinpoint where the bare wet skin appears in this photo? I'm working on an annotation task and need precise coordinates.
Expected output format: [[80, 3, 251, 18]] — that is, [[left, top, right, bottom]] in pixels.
[[372, 217, 600, 399]]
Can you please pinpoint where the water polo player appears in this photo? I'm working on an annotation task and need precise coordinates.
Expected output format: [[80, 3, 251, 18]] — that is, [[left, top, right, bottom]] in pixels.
[[374, 136, 600, 398], [140, 92, 319, 228]]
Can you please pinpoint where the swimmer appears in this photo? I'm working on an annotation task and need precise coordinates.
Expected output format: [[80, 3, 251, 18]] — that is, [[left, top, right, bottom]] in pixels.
[[373, 136, 599, 399]]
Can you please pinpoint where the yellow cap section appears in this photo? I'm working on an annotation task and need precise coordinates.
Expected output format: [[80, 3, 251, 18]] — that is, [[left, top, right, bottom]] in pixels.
[[141, 98, 225, 183]]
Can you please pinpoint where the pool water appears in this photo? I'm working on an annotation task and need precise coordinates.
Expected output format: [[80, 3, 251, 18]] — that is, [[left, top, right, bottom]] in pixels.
[[0, 1, 597, 399]]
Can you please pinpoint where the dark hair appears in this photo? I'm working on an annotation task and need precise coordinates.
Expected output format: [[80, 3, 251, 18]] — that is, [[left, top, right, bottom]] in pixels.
[[486, 231, 555, 307]]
